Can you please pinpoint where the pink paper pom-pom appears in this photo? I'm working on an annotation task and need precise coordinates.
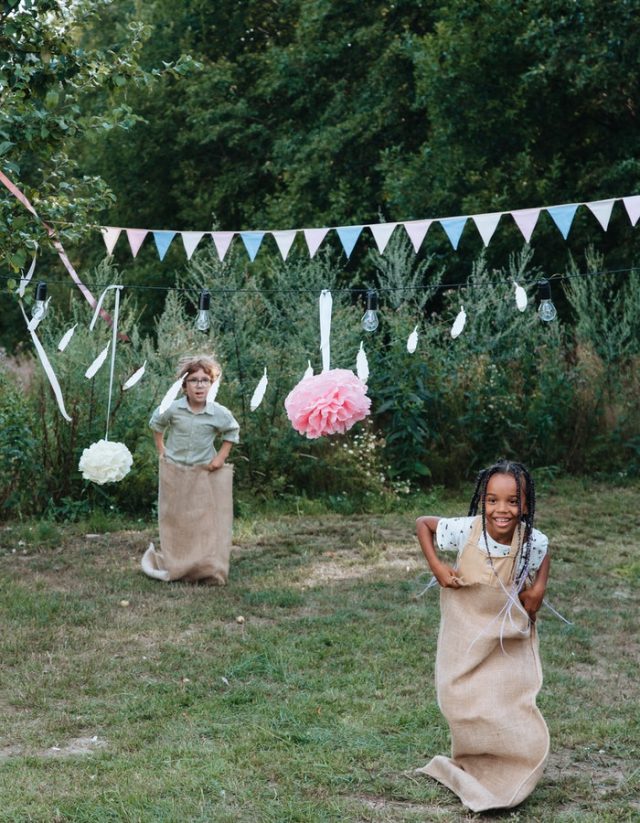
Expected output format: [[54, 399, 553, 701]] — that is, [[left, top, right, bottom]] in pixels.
[[284, 368, 371, 439]]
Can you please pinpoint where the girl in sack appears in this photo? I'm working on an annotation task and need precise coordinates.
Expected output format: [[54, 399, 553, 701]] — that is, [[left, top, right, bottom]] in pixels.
[[415, 459, 550, 813], [142, 354, 240, 585]]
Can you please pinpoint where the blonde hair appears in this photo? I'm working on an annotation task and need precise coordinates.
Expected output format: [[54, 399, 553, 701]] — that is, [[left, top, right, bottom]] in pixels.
[[176, 354, 221, 384]]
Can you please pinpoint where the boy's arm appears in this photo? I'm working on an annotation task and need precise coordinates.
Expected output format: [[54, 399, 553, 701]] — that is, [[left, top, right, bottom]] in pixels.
[[207, 439, 233, 471], [153, 429, 165, 457], [416, 516, 462, 588], [519, 553, 550, 621]]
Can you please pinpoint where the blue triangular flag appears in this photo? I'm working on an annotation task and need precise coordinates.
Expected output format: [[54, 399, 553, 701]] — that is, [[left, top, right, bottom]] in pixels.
[[439, 217, 467, 250], [336, 225, 363, 258], [546, 204, 579, 239], [240, 231, 265, 261], [153, 230, 176, 261]]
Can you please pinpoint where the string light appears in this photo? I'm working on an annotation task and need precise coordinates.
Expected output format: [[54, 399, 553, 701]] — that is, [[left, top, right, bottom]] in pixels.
[[361, 289, 379, 332], [32, 281, 48, 322], [537, 279, 557, 322], [195, 289, 211, 331]]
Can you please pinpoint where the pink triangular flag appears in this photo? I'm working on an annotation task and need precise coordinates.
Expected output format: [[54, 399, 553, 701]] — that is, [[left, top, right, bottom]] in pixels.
[[511, 208, 540, 243], [211, 232, 234, 261], [623, 195, 640, 227], [272, 230, 297, 260], [181, 231, 205, 260], [126, 229, 148, 258], [586, 199, 615, 231], [101, 227, 121, 255], [369, 222, 397, 254], [304, 228, 330, 258], [472, 212, 503, 247], [403, 220, 432, 253]]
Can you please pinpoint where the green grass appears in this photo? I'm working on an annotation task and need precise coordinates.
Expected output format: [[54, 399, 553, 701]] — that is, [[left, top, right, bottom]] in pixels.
[[0, 478, 638, 822]]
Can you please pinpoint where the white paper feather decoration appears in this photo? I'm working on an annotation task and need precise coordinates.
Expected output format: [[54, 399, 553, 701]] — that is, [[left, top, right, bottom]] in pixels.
[[407, 325, 419, 354], [85, 342, 110, 379], [30, 328, 72, 422], [451, 305, 467, 339], [57, 324, 77, 352], [17, 252, 37, 298], [206, 375, 221, 405], [122, 361, 147, 390], [250, 367, 269, 411], [514, 281, 528, 312], [356, 341, 369, 383], [158, 373, 187, 414], [303, 360, 314, 380]]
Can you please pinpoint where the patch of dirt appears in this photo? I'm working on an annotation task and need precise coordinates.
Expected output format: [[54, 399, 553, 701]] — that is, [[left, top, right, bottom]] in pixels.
[[546, 746, 630, 794], [0, 736, 107, 760]]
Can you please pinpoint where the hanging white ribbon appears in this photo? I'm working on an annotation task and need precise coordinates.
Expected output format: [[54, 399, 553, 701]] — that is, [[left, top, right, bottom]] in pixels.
[[513, 282, 528, 312], [85, 342, 110, 379], [451, 305, 467, 339], [319, 289, 332, 372], [159, 373, 187, 414], [123, 361, 146, 390], [206, 375, 221, 405], [407, 325, 419, 354], [20, 303, 72, 423], [356, 342, 369, 383], [250, 367, 269, 411], [57, 324, 77, 352], [303, 360, 314, 380], [17, 251, 38, 298]]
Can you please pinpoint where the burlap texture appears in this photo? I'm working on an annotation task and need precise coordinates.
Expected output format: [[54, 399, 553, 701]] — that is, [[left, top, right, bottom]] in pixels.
[[416, 518, 550, 812], [149, 459, 233, 584]]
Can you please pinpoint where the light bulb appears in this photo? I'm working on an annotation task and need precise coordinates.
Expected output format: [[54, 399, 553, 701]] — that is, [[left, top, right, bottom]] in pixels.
[[361, 289, 379, 332], [195, 289, 211, 332], [32, 281, 48, 322], [536, 279, 557, 322]]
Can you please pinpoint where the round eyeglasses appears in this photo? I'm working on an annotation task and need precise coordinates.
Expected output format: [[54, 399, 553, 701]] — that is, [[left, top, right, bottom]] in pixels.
[[186, 378, 212, 386]]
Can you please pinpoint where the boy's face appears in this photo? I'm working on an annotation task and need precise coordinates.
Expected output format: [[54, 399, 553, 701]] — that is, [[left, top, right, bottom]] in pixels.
[[484, 472, 527, 543], [183, 367, 212, 407]]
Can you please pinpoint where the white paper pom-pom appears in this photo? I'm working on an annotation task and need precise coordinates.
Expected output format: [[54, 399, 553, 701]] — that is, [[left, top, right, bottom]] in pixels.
[[79, 439, 133, 485]]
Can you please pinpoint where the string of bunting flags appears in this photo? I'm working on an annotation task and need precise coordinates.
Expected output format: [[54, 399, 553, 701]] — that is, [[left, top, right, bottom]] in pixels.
[[100, 194, 640, 262]]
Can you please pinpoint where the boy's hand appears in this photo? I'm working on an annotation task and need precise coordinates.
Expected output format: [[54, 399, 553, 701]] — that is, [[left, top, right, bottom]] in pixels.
[[206, 455, 225, 471], [519, 586, 544, 621]]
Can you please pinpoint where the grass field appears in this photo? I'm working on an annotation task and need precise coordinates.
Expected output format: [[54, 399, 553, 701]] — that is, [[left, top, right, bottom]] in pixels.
[[0, 478, 638, 822]]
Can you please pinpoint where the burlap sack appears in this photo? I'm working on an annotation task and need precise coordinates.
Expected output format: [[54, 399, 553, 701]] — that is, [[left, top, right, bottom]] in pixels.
[[143, 459, 233, 584], [416, 520, 550, 812]]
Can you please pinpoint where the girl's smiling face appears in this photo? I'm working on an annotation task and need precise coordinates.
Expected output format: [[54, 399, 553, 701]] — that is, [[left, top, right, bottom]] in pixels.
[[484, 472, 527, 543]]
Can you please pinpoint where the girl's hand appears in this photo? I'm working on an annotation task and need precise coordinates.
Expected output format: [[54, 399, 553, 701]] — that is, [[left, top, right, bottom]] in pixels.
[[206, 456, 225, 472], [519, 586, 544, 622], [434, 562, 462, 588]]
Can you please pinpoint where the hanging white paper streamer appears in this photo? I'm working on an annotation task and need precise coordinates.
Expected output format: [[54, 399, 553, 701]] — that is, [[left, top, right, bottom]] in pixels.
[[85, 342, 110, 379], [250, 367, 269, 411], [89, 285, 114, 330], [206, 375, 221, 405], [159, 373, 187, 414], [17, 252, 37, 298], [407, 325, 419, 354], [303, 360, 314, 380], [26, 297, 51, 332], [356, 342, 369, 383], [20, 302, 72, 423], [123, 361, 147, 390], [451, 305, 467, 339], [57, 324, 77, 352], [319, 289, 332, 372], [514, 282, 528, 312]]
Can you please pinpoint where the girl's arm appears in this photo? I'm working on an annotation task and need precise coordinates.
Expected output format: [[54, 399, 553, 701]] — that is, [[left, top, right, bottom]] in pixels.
[[519, 553, 550, 621], [416, 516, 462, 588], [207, 439, 233, 471]]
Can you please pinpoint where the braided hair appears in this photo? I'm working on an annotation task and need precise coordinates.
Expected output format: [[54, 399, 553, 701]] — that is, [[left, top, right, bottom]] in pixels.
[[468, 459, 536, 590]]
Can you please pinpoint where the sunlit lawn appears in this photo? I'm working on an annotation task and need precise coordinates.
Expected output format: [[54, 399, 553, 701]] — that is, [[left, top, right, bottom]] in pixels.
[[0, 478, 638, 822]]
